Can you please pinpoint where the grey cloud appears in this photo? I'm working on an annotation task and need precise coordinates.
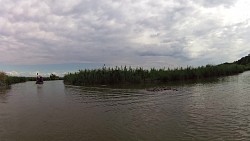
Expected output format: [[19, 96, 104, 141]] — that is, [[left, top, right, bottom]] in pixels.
[[193, 0, 237, 7], [0, 0, 250, 69], [136, 37, 191, 60]]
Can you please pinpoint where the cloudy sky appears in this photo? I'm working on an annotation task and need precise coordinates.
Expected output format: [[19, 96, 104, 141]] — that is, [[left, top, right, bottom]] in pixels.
[[1, 0, 250, 76]]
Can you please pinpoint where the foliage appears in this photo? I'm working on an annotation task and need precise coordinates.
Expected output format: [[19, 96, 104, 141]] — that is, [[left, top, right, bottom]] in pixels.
[[234, 55, 250, 65], [64, 64, 248, 86], [0, 72, 7, 85], [1, 72, 64, 86], [4, 76, 27, 85], [27, 75, 63, 81], [0, 72, 26, 85], [50, 74, 60, 80]]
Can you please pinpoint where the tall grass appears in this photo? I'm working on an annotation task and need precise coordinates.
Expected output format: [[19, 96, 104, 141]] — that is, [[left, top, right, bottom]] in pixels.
[[1, 75, 62, 86], [64, 64, 247, 86], [0, 72, 6, 85], [0, 71, 26, 86], [4, 76, 27, 85]]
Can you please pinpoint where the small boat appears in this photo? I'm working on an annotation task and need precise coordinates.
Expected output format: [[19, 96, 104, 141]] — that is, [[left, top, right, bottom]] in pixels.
[[36, 73, 43, 84], [36, 80, 43, 84]]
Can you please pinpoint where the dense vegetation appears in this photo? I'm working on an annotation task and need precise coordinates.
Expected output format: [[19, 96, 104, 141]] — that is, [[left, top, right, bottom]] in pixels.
[[0, 72, 62, 86], [0, 72, 26, 86], [5, 76, 27, 85], [26, 75, 63, 81], [50, 74, 60, 80], [64, 63, 248, 86], [0, 72, 6, 86], [234, 55, 250, 66]]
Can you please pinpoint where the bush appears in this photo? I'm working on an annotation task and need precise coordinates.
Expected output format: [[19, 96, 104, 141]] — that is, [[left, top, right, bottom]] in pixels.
[[0, 72, 7, 85]]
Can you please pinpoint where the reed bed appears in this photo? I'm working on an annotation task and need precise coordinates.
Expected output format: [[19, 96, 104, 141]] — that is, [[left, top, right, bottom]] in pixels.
[[64, 64, 247, 86], [4, 76, 27, 85], [0, 72, 26, 86], [0, 72, 6, 85]]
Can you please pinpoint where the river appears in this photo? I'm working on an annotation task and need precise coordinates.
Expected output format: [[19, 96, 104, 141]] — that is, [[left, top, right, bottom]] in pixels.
[[0, 71, 250, 141]]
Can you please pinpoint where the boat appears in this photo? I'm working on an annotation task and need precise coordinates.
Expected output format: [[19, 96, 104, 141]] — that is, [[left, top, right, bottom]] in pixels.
[[36, 73, 44, 84], [36, 80, 43, 84]]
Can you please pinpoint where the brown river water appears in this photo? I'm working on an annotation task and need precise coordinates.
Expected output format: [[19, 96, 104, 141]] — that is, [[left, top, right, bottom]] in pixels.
[[0, 71, 250, 141]]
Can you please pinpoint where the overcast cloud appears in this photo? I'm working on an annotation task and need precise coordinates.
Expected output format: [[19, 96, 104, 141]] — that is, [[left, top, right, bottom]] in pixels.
[[1, 0, 250, 75]]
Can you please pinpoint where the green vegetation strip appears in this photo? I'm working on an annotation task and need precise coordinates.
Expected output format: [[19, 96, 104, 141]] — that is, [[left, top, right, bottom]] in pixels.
[[0, 72, 62, 86], [0, 72, 26, 86], [64, 64, 249, 86]]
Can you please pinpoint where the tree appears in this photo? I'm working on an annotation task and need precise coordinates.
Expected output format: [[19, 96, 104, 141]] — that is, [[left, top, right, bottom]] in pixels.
[[50, 74, 59, 80]]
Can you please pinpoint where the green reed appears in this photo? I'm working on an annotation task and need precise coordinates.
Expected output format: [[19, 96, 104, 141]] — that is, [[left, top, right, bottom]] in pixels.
[[0, 72, 6, 85], [64, 63, 247, 86], [4, 76, 27, 85]]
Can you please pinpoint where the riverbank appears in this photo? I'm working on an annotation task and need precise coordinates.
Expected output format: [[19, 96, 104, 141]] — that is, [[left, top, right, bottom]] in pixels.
[[0, 71, 65, 87], [63, 63, 249, 86], [0, 72, 7, 87], [0, 72, 27, 86]]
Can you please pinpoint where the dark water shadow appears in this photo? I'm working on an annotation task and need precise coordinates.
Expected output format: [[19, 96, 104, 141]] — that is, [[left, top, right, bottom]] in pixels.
[[0, 86, 11, 103], [68, 76, 221, 90]]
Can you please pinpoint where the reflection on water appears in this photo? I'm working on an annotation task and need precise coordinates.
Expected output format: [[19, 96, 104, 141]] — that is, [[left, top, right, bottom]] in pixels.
[[0, 86, 10, 104], [0, 72, 250, 141]]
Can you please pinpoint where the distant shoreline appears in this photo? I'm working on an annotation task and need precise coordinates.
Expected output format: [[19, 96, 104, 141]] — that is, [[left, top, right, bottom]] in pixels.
[[0, 72, 63, 87], [2, 55, 250, 87]]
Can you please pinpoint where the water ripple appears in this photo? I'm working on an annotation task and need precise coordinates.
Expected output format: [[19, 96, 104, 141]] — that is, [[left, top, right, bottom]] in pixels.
[[1, 72, 250, 140]]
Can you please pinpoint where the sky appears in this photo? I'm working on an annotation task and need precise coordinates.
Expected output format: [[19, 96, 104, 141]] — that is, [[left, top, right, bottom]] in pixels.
[[1, 0, 250, 77]]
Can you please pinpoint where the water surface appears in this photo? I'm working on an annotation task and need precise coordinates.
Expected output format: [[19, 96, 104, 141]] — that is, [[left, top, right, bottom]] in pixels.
[[0, 71, 250, 141]]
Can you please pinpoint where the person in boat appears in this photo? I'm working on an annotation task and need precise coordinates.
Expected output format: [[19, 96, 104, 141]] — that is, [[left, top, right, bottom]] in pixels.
[[36, 73, 40, 81], [36, 73, 43, 83]]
